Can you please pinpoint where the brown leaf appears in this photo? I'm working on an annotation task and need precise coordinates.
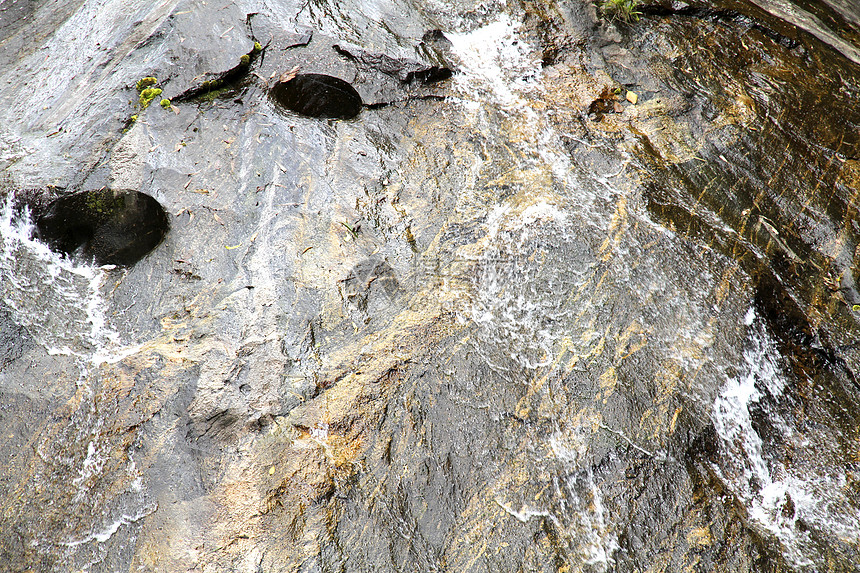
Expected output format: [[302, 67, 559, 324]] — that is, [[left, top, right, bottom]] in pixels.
[[278, 65, 301, 84]]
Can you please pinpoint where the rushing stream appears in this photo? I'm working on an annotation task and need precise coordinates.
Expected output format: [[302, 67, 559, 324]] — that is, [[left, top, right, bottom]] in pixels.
[[1, 0, 859, 571]]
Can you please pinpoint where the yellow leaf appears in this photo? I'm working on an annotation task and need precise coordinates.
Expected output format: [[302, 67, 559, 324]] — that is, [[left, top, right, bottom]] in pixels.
[[626, 91, 638, 104], [278, 65, 301, 83]]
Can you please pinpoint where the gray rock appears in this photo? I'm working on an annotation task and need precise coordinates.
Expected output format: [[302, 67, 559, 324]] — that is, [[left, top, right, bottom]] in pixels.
[[1, 0, 859, 571]]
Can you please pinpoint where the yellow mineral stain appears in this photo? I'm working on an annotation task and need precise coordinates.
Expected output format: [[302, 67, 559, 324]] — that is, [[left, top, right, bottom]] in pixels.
[[714, 265, 739, 305], [687, 526, 713, 547], [598, 367, 617, 401], [670, 406, 683, 434], [598, 196, 628, 262], [586, 326, 610, 365], [463, 539, 489, 571], [615, 320, 648, 362], [655, 361, 681, 396]]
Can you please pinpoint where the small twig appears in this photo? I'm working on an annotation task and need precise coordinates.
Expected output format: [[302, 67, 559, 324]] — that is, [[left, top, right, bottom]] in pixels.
[[560, 133, 604, 148], [277, 65, 301, 84], [756, 216, 803, 264], [598, 423, 654, 457]]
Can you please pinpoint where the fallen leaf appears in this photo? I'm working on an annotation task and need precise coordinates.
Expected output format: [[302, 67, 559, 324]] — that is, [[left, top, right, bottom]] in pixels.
[[626, 91, 638, 104], [278, 65, 301, 84]]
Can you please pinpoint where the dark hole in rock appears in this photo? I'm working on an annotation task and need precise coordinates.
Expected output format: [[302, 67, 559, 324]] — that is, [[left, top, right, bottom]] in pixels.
[[587, 86, 622, 121], [34, 189, 169, 266], [403, 66, 453, 84], [270, 73, 363, 119]]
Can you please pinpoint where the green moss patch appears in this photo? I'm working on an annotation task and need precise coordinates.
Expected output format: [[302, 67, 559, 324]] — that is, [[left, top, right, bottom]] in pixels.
[[139, 87, 163, 109], [135, 76, 158, 92], [599, 0, 642, 23]]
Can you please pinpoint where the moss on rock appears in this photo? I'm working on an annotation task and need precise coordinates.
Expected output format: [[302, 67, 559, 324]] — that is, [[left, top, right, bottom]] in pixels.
[[139, 87, 162, 109], [135, 76, 158, 92]]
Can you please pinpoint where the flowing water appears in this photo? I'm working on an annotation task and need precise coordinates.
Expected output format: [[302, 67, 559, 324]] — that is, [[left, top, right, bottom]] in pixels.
[[0, 194, 156, 570], [713, 308, 860, 568], [432, 4, 860, 570], [0, 196, 140, 364]]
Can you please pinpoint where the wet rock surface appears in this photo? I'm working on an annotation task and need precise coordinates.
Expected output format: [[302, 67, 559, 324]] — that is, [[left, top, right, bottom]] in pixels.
[[0, 0, 859, 572]]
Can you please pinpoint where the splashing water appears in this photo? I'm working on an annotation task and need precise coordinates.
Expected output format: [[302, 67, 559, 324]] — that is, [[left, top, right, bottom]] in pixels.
[[0, 195, 137, 364], [446, 12, 541, 109], [439, 6, 860, 570], [468, 202, 594, 372], [446, 11, 597, 371], [711, 308, 860, 568], [2, 196, 153, 568]]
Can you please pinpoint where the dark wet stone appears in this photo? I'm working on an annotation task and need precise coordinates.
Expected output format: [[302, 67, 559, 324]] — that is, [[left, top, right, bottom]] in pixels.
[[587, 86, 623, 120], [0, 306, 32, 370], [270, 73, 363, 119], [333, 42, 453, 85], [34, 189, 169, 266]]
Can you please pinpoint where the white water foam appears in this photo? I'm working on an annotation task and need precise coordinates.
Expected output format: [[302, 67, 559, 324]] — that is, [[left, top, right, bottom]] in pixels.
[[446, 12, 542, 110], [60, 504, 156, 548], [548, 426, 620, 570], [0, 195, 139, 365], [448, 17, 605, 372], [444, 6, 620, 226], [72, 434, 107, 504], [711, 307, 860, 568], [467, 201, 592, 371], [561, 469, 619, 571], [496, 452, 618, 573]]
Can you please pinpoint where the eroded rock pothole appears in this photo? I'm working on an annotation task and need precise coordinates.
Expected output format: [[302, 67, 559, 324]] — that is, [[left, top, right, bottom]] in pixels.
[[269, 72, 364, 119], [34, 189, 169, 266]]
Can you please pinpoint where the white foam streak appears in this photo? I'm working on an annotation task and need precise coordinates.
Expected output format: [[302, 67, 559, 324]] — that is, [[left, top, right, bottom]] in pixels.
[[0, 196, 135, 364], [61, 505, 156, 548], [711, 308, 860, 567], [72, 438, 107, 503]]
